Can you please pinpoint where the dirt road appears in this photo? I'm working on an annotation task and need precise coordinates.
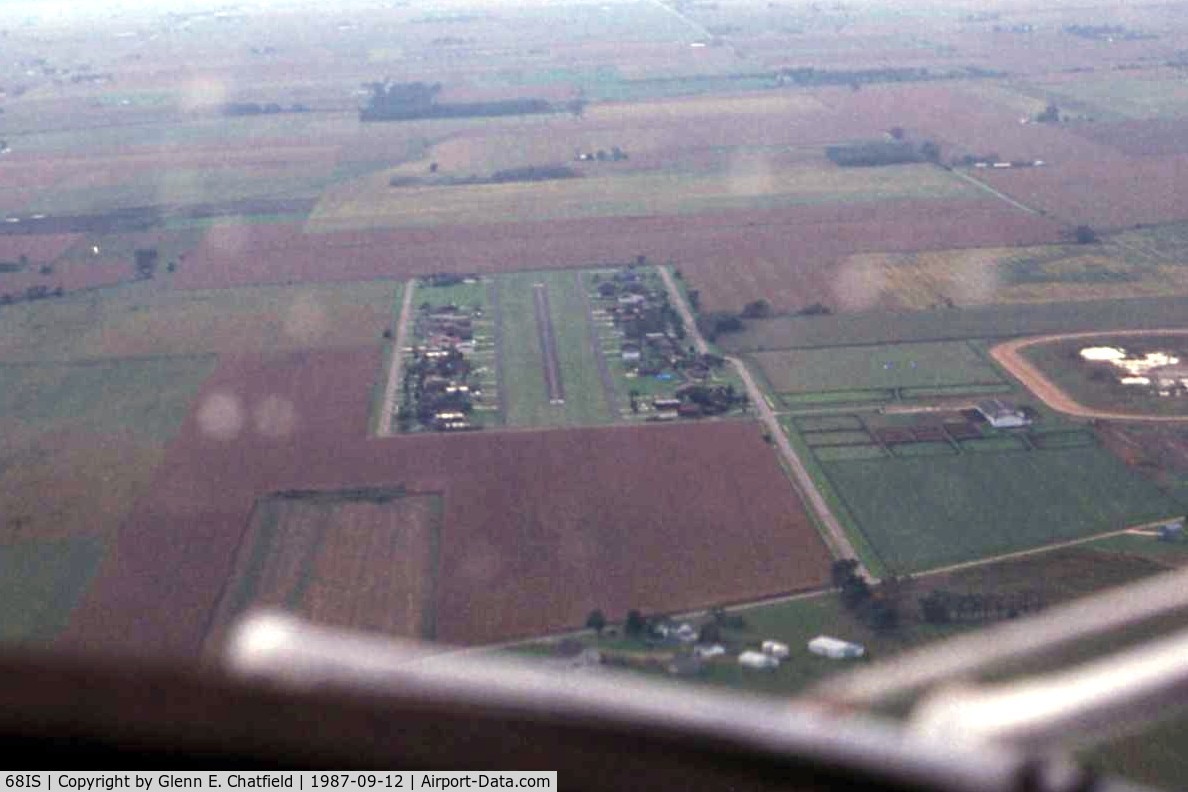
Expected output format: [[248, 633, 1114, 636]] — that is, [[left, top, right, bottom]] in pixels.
[[657, 267, 871, 579], [376, 280, 416, 437], [991, 329, 1188, 423]]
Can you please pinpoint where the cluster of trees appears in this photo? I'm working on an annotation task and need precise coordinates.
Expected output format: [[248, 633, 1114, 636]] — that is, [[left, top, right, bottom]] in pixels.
[[392, 165, 580, 188], [696, 311, 744, 341], [826, 139, 940, 167], [919, 588, 1044, 624], [361, 80, 553, 122], [833, 559, 900, 631], [1035, 102, 1062, 124], [223, 102, 310, 117], [777, 66, 935, 88], [398, 345, 475, 431], [0, 285, 64, 306], [585, 606, 747, 642]]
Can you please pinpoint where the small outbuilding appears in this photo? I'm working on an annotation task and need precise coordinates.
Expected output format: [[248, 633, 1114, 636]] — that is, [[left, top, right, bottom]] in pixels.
[[761, 640, 790, 659], [738, 650, 779, 670], [693, 644, 726, 660], [976, 399, 1030, 429], [808, 635, 865, 660]]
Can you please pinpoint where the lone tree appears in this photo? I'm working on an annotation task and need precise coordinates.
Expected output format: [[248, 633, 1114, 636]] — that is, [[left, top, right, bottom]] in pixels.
[[1074, 224, 1099, 244], [585, 609, 607, 635], [624, 609, 646, 637]]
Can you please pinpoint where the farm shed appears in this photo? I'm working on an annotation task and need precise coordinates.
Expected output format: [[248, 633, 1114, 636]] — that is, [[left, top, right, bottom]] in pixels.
[[976, 399, 1030, 429], [738, 651, 779, 670], [762, 640, 790, 659], [694, 644, 726, 659], [808, 636, 865, 660]]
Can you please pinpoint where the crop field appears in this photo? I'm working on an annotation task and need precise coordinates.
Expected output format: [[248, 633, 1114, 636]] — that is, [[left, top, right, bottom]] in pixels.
[[0, 356, 215, 439], [62, 348, 830, 657], [205, 489, 443, 648], [1098, 423, 1188, 502], [497, 270, 616, 428], [752, 341, 1004, 396], [1071, 118, 1188, 157], [820, 447, 1181, 573], [836, 242, 1188, 311], [308, 160, 972, 232], [0, 537, 105, 644], [0, 280, 399, 363], [980, 156, 1188, 229], [0, 234, 82, 264], [174, 199, 1062, 312], [718, 293, 1188, 353], [1038, 73, 1188, 120]]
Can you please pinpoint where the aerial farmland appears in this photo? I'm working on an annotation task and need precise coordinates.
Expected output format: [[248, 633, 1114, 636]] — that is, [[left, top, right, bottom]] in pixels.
[[4, 0, 1188, 782]]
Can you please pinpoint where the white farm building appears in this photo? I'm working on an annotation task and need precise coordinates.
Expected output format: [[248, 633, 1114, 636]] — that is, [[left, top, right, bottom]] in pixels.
[[807, 636, 865, 660], [738, 650, 779, 670], [976, 399, 1030, 429]]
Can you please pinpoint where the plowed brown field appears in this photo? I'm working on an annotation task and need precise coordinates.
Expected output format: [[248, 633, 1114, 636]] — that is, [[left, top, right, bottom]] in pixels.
[[178, 199, 1062, 313], [63, 348, 829, 658]]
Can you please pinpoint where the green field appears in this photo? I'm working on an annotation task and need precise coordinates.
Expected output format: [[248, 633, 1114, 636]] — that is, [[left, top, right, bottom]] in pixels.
[[0, 279, 401, 363], [720, 294, 1188, 353], [795, 414, 865, 432], [0, 356, 216, 440], [822, 447, 1182, 573], [1041, 75, 1188, 119], [812, 444, 887, 461], [803, 430, 873, 446], [753, 341, 1004, 394], [497, 270, 616, 428], [0, 537, 104, 643], [781, 389, 895, 406]]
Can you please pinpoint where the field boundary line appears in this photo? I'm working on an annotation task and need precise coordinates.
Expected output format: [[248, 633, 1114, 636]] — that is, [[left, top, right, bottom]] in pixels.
[[376, 279, 416, 437], [948, 167, 1045, 217], [914, 518, 1181, 579]]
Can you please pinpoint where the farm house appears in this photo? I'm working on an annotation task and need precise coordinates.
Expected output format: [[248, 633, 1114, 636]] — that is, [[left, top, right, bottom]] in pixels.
[[808, 636, 865, 660], [976, 399, 1030, 429]]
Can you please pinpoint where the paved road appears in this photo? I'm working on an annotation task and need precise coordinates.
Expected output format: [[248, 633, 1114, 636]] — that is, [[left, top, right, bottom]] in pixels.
[[991, 329, 1188, 423], [657, 267, 871, 579], [376, 280, 417, 437]]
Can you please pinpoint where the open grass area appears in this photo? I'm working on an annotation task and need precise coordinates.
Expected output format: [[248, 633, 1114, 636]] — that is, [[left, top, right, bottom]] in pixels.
[[0, 356, 215, 440], [497, 270, 616, 428], [821, 447, 1182, 573], [753, 341, 1004, 395], [308, 161, 974, 231], [0, 536, 104, 644]]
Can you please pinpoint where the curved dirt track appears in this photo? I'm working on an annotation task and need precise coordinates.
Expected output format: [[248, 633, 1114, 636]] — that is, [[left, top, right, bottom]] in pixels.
[[991, 329, 1188, 423]]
